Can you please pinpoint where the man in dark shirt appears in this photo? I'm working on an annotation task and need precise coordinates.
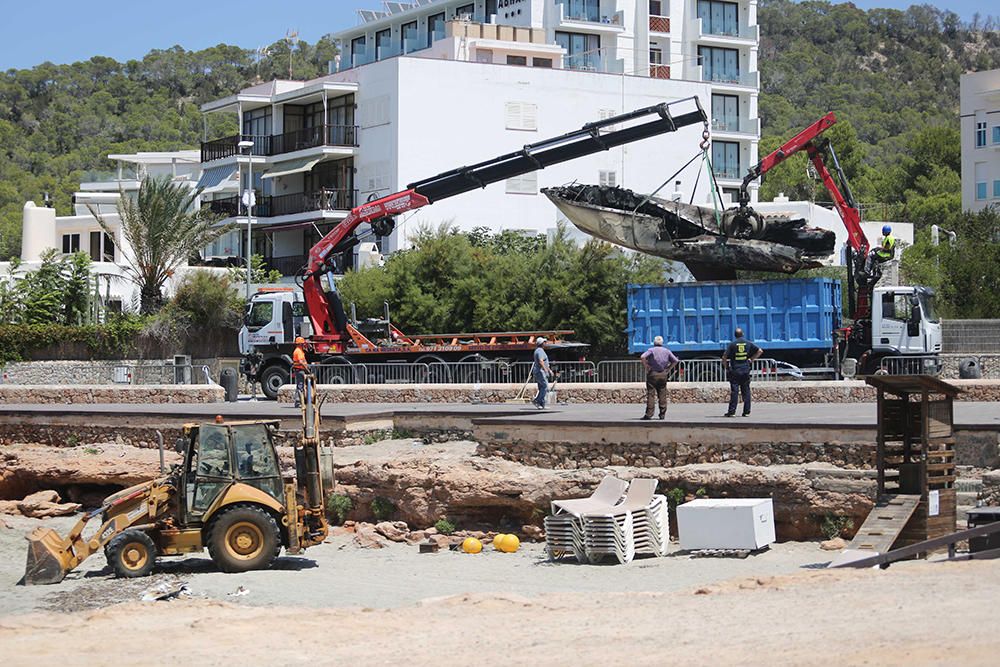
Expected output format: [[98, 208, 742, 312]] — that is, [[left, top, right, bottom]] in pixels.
[[722, 327, 762, 417], [640, 335, 679, 420]]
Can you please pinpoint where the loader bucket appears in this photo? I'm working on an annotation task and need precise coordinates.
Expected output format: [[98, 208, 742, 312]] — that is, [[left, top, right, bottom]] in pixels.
[[24, 528, 70, 585]]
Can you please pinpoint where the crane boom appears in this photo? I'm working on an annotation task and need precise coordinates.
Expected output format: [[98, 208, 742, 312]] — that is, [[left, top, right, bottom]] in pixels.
[[303, 97, 708, 353], [736, 112, 873, 320]]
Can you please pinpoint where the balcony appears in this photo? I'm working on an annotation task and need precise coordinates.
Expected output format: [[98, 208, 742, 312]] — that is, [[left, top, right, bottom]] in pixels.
[[711, 116, 761, 136], [650, 64, 670, 79], [702, 70, 759, 89], [265, 254, 308, 275], [714, 165, 742, 180], [201, 125, 359, 162], [649, 15, 670, 33], [701, 23, 758, 41], [204, 188, 357, 219]]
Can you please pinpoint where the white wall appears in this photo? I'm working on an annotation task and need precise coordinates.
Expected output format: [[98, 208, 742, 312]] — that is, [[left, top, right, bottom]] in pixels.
[[960, 69, 1000, 212], [382, 57, 713, 250]]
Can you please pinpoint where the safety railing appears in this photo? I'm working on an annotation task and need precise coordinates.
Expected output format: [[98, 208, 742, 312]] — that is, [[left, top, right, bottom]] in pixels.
[[878, 355, 943, 376], [112, 364, 214, 385]]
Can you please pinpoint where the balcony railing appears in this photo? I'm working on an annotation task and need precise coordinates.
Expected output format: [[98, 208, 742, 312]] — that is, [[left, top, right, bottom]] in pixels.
[[265, 254, 308, 275], [701, 23, 758, 40], [201, 125, 359, 162], [712, 117, 760, 135], [204, 188, 357, 218], [714, 166, 742, 180], [703, 71, 758, 88], [650, 64, 670, 79], [649, 15, 671, 33]]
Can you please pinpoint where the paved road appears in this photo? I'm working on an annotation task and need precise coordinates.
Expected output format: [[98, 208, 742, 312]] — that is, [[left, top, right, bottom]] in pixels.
[[0, 400, 997, 427]]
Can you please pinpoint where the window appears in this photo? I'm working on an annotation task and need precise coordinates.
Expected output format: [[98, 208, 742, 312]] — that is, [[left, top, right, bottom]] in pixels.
[[699, 46, 739, 83], [428, 12, 445, 47], [233, 424, 282, 500], [507, 55, 527, 66], [401, 21, 418, 53], [698, 0, 739, 36], [505, 102, 538, 131], [350, 36, 367, 67], [506, 172, 538, 195], [599, 170, 617, 187], [532, 57, 553, 68], [978, 182, 988, 200], [246, 301, 274, 329], [559, 0, 600, 22], [305, 159, 353, 198], [882, 292, 914, 322], [61, 233, 80, 254], [711, 93, 740, 131], [190, 424, 231, 515], [976, 121, 987, 147], [993, 126, 1000, 144], [995, 180, 1000, 198], [649, 47, 663, 65], [711, 140, 740, 179], [242, 107, 272, 137], [556, 31, 601, 71], [375, 28, 392, 60], [89, 231, 115, 262], [455, 3, 475, 20], [649, 0, 664, 16]]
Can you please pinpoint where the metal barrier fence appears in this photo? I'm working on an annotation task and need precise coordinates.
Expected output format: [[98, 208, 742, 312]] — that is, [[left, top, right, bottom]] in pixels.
[[878, 355, 943, 377], [309, 361, 598, 385], [594, 358, 801, 383], [113, 364, 214, 385]]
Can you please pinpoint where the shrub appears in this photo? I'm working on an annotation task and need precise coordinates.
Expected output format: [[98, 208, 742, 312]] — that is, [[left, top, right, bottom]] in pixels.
[[371, 496, 396, 521], [434, 518, 456, 535], [326, 494, 353, 525], [821, 514, 855, 540]]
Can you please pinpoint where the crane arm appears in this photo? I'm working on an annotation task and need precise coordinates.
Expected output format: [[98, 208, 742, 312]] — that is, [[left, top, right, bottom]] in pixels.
[[302, 97, 708, 350]]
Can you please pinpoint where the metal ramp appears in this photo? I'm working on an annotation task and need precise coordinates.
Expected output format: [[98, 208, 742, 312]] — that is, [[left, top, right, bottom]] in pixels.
[[828, 495, 920, 567]]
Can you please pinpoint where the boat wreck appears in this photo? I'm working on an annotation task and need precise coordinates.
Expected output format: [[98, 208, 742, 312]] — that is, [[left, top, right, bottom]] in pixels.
[[542, 184, 836, 280]]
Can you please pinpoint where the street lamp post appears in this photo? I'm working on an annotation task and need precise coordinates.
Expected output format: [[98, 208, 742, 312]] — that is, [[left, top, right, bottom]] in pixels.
[[238, 140, 255, 301]]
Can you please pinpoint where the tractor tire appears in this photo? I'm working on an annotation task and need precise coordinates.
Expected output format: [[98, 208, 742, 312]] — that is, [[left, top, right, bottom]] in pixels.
[[207, 505, 281, 574], [260, 365, 290, 401], [106, 529, 157, 579]]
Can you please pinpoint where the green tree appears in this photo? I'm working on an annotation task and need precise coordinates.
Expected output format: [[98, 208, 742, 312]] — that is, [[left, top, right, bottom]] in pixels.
[[227, 254, 283, 287], [90, 176, 233, 313]]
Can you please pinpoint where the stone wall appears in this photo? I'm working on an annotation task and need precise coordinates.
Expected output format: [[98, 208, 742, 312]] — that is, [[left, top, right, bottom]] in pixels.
[[939, 354, 1000, 379], [282, 379, 1000, 404], [0, 358, 223, 385], [0, 385, 224, 404]]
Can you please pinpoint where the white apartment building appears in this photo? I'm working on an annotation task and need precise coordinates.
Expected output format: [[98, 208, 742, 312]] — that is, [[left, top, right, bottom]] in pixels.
[[8, 151, 222, 313], [961, 68, 1000, 212], [197, 0, 760, 273]]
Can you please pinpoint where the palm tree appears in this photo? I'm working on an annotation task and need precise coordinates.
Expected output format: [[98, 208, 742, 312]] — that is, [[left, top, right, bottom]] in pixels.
[[91, 176, 235, 313]]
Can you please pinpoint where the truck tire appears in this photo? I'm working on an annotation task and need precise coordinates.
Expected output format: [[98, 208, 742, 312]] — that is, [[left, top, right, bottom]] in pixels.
[[106, 529, 157, 579], [260, 365, 290, 400], [207, 505, 281, 573]]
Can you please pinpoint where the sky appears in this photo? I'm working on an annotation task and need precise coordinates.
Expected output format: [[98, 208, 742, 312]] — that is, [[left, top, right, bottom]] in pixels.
[[0, 0, 995, 71]]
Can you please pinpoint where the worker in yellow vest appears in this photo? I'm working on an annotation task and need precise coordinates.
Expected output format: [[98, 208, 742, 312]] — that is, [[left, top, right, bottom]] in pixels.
[[864, 224, 896, 279], [722, 327, 762, 417]]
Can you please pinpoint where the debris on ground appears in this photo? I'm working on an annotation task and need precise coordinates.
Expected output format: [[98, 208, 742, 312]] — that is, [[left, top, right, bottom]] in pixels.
[[374, 521, 409, 542], [40, 574, 190, 613], [0, 490, 82, 518], [820, 537, 848, 551], [353, 523, 386, 549], [521, 525, 545, 541], [228, 586, 249, 598], [140, 580, 190, 602]]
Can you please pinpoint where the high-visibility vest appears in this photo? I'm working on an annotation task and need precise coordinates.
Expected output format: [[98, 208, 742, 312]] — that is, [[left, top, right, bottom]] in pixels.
[[292, 347, 308, 371], [734, 342, 749, 362], [875, 234, 895, 259]]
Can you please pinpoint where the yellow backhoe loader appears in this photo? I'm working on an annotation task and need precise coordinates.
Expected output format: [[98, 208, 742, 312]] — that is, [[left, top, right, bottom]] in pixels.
[[24, 376, 331, 585]]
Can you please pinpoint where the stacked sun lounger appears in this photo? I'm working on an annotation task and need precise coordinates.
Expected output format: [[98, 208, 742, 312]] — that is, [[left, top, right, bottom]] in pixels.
[[545, 476, 669, 565]]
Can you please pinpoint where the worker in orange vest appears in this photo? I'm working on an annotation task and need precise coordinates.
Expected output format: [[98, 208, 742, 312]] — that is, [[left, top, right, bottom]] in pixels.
[[292, 336, 308, 407]]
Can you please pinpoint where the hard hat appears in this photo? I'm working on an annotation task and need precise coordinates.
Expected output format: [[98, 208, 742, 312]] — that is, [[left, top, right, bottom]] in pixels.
[[536, 337, 547, 346], [294, 336, 306, 345], [461, 537, 483, 554], [882, 224, 892, 235]]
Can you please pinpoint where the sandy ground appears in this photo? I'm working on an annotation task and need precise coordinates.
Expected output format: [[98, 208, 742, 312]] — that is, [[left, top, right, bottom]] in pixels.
[[2, 514, 998, 666]]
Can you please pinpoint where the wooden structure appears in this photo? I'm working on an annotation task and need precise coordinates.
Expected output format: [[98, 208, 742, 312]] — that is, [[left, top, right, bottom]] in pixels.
[[867, 375, 960, 547]]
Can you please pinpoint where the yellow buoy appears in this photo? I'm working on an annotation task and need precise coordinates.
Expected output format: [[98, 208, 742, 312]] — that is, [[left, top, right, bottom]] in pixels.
[[498, 534, 520, 553], [492, 534, 507, 551], [462, 537, 483, 554]]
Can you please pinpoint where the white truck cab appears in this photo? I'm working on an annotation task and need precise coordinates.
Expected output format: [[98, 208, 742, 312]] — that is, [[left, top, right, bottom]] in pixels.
[[238, 289, 310, 355], [870, 286, 942, 356]]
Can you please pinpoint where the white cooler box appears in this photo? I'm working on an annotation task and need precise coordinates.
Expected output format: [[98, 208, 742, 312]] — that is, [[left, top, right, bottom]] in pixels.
[[677, 498, 776, 551]]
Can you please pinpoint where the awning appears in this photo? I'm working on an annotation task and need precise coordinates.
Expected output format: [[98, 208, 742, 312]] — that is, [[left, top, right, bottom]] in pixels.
[[261, 156, 322, 180], [196, 164, 237, 190]]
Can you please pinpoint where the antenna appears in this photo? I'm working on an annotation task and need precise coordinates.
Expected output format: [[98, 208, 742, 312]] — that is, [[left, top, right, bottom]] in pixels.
[[285, 29, 299, 78]]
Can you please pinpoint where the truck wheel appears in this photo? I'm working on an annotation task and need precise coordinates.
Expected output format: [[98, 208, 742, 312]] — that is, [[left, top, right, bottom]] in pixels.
[[260, 365, 290, 400], [207, 505, 281, 573], [106, 529, 157, 579]]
